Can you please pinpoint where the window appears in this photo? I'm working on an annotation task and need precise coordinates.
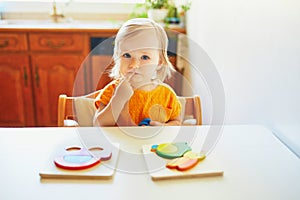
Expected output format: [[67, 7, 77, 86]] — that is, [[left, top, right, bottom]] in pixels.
[[1, 0, 145, 3], [0, 0, 145, 15]]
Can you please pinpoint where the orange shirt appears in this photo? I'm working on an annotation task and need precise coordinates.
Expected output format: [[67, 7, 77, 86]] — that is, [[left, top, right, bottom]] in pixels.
[[95, 80, 181, 125]]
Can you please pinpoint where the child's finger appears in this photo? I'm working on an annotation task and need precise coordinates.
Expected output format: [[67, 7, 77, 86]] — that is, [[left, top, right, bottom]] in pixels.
[[124, 72, 135, 81], [149, 120, 163, 126]]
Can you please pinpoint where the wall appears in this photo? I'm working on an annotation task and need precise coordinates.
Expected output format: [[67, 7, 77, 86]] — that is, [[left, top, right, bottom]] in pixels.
[[186, 0, 300, 156]]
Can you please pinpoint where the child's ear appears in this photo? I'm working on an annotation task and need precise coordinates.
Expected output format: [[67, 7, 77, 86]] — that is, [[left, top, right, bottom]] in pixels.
[[159, 58, 163, 65], [157, 58, 164, 70], [156, 64, 163, 71], [157, 62, 162, 67]]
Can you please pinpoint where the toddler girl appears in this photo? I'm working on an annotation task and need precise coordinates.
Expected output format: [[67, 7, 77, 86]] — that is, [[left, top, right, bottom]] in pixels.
[[94, 18, 181, 126]]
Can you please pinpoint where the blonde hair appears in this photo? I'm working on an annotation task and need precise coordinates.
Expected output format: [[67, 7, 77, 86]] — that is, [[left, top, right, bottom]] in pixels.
[[110, 18, 175, 81]]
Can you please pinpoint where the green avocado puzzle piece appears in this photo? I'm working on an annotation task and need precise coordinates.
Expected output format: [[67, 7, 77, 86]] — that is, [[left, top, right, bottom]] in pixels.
[[151, 142, 192, 159]]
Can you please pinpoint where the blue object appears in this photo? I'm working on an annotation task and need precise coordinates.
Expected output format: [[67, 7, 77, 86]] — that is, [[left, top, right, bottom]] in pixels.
[[138, 118, 151, 126]]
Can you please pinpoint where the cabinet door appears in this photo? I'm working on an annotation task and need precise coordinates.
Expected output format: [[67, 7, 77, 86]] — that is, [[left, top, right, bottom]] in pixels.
[[0, 55, 35, 126], [31, 54, 85, 126]]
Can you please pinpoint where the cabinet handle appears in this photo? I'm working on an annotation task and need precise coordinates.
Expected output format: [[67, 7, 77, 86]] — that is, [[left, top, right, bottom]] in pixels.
[[23, 67, 28, 87], [46, 40, 65, 49], [35, 65, 40, 87], [0, 40, 9, 48]]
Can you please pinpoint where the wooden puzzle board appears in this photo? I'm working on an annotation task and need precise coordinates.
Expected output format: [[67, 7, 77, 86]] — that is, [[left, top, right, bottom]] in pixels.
[[142, 144, 223, 181], [39, 143, 119, 180]]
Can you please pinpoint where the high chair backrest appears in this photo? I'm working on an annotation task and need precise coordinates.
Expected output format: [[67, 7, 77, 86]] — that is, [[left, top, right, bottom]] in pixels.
[[178, 96, 202, 125], [57, 91, 202, 127], [57, 90, 101, 127]]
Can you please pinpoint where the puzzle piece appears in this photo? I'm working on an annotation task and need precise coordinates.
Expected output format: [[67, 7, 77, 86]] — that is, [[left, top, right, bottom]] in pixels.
[[166, 151, 206, 171], [151, 142, 192, 159], [54, 146, 112, 170], [149, 104, 167, 123]]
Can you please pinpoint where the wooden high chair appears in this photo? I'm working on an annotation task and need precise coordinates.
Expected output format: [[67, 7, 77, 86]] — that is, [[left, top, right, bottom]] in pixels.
[[57, 91, 202, 127], [57, 90, 101, 127]]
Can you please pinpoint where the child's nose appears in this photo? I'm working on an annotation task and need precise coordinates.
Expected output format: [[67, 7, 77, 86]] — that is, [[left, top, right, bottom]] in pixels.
[[129, 59, 139, 69]]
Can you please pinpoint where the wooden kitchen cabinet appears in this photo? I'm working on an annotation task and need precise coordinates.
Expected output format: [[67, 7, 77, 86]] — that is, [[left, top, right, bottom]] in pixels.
[[31, 54, 85, 126], [0, 55, 35, 127], [0, 31, 86, 127], [0, 32, 35, 126], [29, 33, 84, 51], [0, 33, 27, 51], [29, 33, 86, 126]]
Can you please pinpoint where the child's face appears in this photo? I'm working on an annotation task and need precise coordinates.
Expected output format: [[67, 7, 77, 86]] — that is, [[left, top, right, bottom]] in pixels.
[[118, 48, 161, 86], [116, 28, 163, 87]]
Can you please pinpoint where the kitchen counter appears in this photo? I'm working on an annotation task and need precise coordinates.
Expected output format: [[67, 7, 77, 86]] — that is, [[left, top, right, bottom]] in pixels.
[[0, 19, 186, 33]]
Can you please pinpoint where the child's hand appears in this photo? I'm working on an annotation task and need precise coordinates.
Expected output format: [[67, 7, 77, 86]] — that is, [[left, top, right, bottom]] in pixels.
[[150, 119, 181, 126], [114, 74, 134, 102], [149, 120, 164, 126]]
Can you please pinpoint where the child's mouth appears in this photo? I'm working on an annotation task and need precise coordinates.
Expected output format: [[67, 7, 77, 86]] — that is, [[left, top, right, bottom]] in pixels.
[[128, 70, 141, 75]]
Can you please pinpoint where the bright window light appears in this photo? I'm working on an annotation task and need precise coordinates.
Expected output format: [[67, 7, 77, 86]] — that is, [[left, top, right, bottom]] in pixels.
[[0, 0, 145, 3]]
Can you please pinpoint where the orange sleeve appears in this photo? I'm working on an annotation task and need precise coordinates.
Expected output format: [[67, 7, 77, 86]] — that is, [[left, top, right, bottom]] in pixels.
[[94, 81, 118, 109]]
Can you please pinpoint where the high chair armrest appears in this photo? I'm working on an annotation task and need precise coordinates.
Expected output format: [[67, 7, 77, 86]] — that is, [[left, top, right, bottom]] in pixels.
[[182, 118, 197, 125], [63, 119, 79, 127]]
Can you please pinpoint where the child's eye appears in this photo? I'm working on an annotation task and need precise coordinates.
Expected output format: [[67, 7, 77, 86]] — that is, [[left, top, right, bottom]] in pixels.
[[141, 55, 150, 60], [122, 53, 131, 58]]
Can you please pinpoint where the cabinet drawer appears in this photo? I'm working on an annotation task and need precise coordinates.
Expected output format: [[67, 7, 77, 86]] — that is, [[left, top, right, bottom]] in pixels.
[[0, 33, 28, 51], [29, 33, 84, 51]]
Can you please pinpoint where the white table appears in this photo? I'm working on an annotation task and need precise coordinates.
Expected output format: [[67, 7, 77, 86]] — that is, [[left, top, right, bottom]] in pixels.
[[0, 125, 299, 200]]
